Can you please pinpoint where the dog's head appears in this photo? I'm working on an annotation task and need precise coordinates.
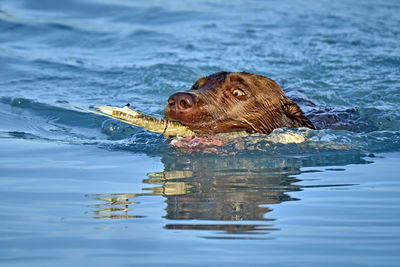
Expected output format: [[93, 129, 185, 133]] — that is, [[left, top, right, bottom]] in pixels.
[[164, 71, 315, 134]]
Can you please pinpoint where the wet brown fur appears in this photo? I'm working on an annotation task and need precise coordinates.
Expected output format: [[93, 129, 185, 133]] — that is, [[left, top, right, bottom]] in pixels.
[[164, 71, 315, 134]]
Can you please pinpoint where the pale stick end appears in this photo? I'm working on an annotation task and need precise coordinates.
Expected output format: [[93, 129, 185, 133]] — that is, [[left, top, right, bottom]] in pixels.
[[96, 105, 140, 117]]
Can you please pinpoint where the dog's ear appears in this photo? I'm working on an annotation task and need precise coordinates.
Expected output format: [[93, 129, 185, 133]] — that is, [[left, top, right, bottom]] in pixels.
[[190, 77, 206, 90], [281, 97, 316, 129]]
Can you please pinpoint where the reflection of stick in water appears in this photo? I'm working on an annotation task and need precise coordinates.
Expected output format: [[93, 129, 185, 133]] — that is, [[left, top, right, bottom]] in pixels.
[[88, 193, 142, 219]]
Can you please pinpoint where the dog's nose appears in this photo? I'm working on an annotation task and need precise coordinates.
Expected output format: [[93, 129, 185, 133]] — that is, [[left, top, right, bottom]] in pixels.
[[168, 92, 196, 111]]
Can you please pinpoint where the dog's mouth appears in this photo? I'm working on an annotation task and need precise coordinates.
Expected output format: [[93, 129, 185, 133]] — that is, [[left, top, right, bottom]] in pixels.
[[164, 107, 193, 127], [165, 105, 250, 149], [165, 107, 252, 135], [164, 108, 212, 134]]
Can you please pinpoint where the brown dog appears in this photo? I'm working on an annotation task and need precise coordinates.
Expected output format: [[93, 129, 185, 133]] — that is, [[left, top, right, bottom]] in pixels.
[[164, 71, 315, 135]]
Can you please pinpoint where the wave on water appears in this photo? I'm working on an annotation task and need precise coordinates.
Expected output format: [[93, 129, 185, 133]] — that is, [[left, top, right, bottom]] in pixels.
[[0, 97, 164, 151]]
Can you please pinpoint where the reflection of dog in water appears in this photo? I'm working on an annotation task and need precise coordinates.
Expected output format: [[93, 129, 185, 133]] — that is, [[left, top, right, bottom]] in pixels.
[[87, 153, 369, 236], [88, 155, 302, 234]]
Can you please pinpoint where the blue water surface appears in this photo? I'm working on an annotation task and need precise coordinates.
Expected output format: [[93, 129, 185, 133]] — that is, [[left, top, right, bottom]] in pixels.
[[0, 0, 399, 266]]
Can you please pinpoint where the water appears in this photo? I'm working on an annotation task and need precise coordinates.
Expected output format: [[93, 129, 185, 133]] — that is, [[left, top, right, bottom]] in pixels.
[[0, 0, 399, 266]]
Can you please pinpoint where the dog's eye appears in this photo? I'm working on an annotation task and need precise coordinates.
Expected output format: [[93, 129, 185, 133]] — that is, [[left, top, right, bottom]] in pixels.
[[232, 88, 245, 97]]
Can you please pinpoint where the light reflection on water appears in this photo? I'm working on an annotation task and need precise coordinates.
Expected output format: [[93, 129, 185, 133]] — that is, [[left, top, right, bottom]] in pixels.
[[87, 152, 368, 239]]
